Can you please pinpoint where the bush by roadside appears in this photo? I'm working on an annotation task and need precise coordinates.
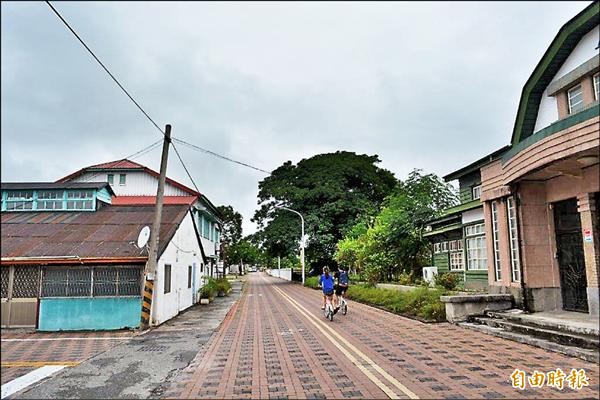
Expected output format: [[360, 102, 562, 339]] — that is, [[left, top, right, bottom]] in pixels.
[[347, 285, 447, 322], [199, 277, 218, 300], [304, 276, 320, 289], [215, 277, 232, 295]]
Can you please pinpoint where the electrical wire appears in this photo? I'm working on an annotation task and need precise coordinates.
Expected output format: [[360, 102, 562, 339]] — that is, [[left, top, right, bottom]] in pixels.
[[46, 0, 272, 194], [173, 138, 271, 174]]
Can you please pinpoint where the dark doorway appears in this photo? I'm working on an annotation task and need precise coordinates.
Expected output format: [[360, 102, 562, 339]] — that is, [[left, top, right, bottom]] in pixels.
[[554, 199, 588, 312]]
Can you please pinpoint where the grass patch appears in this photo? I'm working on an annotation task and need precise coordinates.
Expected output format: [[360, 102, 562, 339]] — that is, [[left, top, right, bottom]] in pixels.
[[304, 276, 321, 289], [346, 285, 447, 322]]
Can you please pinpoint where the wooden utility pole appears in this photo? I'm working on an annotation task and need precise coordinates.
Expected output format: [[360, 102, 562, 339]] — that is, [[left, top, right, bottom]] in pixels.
[[140, 124, 171, 329]]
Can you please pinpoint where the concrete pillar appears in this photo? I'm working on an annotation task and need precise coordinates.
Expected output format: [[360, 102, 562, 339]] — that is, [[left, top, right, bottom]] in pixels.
[[577, 193, 599, 317]]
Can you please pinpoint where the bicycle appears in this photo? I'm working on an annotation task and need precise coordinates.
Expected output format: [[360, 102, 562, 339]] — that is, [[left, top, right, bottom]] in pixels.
[[323, 294, 334, 321], [338, 294, 348, 315]]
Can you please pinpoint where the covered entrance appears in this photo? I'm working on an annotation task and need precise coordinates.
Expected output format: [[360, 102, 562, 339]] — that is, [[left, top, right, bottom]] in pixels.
[[1, 265, 41, 328], [553, 199, 588, 313]]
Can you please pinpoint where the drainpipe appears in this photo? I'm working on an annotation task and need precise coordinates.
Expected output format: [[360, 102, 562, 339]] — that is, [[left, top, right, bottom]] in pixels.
[[513, 182, 529, 312]]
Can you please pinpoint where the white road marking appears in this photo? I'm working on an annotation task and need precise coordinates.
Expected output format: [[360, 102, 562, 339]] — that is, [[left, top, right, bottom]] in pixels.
[[2, 337, 130, 342], [1, 365, 66, 399]]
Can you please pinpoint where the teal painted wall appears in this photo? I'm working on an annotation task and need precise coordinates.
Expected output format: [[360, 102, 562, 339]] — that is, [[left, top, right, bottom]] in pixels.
[[96, 188, 112, 204], [39, 297, 141, 331]]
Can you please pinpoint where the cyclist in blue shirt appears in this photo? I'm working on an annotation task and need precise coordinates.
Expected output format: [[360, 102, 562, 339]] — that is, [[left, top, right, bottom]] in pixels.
[[318, 266, 336, 312]]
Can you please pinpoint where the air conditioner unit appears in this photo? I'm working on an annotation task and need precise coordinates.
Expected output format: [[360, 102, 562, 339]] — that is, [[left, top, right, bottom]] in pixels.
[[422, 266, 438, 284]]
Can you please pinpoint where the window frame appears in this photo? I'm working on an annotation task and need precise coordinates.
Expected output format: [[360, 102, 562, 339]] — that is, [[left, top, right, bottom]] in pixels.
[[465, 223, 487, 271], [119, 173, 126, 186], [107, 174, 114, 185], [472, 185, 482, 200], [491, 201, 501, 281], [567, 84, 584, 114], [594, 73, 600, 102], [188, 265, 192, 289], [507, 197, 521, 283], [164, 264, 172, 294], [449, 250, 464, 271]]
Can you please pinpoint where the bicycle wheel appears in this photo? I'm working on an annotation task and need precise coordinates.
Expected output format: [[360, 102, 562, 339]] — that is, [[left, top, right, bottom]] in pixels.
[[328, 308, 334, 321], [342, 302, 347, 315]]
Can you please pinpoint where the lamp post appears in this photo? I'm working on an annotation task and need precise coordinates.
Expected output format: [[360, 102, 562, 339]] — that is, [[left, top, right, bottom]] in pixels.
[[275, 205, 306, 285]]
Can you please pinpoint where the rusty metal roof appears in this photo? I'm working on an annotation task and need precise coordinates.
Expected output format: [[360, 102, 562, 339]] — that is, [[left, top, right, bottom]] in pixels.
[[1, 205, 190, 261]]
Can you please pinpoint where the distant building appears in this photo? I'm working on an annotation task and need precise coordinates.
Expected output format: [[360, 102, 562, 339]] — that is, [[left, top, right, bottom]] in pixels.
[[1, 182, 205, 330], [480, 3, 599, 316], [425, 147, 508, 289], [57, 158, 222, 276]]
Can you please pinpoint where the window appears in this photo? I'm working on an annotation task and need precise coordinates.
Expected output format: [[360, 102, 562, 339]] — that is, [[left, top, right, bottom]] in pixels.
[[188, 266, 192, 288], [203, 219, 211, 239], [507, 197, 521, 282], [472, 185, 482, 200], [38, 191, 63, 210], [465, 224, 485, 236], [67, 190, 93, 210], [465, 223, 487, 270], [492, 202, 501, 280], [119, 174, 126, 185], [448, 240, 463, 251], [107, 174, 114, 185], [5, 191, 33, 210], [449, 251, 464, 271], [434, 241, 449, 254], [41, 267, 141, 297], [200, 263, 204, 273], [567, 84, 583, 114], [164, 264, 171, 294], [594, 74, 600, 102]]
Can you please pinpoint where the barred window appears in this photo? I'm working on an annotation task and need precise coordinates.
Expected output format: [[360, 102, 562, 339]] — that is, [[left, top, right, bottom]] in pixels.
[[42, 267, 142, 297], [1, 268, 9, 298], [11, 266, 41, 298]]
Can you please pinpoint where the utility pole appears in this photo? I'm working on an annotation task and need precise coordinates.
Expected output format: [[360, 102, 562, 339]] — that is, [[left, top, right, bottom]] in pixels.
[[140, 124, 171, 329]]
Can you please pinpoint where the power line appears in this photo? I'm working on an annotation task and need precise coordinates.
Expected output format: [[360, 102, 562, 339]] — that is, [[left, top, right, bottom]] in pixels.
[[45, 1, 165, 138], [45, 0, 270, 197], [173, 138, 271, 174]]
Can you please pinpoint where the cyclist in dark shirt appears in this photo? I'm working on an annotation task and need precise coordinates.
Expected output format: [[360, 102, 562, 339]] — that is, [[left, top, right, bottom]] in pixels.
[[333, 266, 349, 311]]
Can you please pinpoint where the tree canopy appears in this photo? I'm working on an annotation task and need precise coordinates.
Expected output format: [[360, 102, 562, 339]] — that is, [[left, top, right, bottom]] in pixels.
[[216, 205, 243, 267], [252, 151, 397, 272], [335, 169, 458, 285]]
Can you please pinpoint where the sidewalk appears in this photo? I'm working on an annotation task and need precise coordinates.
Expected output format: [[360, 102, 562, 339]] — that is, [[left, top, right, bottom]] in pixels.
[[10, 281, 243, 399]]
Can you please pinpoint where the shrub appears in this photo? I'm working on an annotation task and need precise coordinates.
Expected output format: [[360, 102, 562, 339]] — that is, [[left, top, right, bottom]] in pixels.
[[434, 272, 461, 291], [215, 278, 232, 295], [199, 277, 218, 299], [346, 284, 447, 322], [396, 271, 414, 285], [304, 276, 320, 289]]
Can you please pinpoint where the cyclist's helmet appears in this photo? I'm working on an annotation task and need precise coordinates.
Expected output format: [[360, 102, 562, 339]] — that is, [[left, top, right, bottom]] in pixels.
[[323, 266, 330, 275]]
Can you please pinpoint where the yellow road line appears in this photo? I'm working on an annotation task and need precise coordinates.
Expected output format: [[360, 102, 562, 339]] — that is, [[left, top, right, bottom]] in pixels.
[[270, 285, 399, 399], [1, 361, 79, 368], [272, 283, 419, 399]]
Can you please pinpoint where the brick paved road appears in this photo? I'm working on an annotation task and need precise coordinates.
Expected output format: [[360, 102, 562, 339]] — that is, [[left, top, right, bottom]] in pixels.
[[1, 330, 134, 388], [167, 272, 599, 399]]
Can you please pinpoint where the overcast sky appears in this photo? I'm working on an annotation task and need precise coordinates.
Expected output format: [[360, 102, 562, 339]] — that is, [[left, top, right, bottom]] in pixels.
[[1, 1, 591, 234]]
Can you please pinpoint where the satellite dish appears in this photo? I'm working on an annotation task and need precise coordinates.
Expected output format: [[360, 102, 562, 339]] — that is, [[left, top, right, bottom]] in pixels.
[[137, 226, 151, 248]]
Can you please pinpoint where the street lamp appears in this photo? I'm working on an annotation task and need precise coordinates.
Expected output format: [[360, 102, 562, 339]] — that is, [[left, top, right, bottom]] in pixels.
[[275, 205, 307, 285]]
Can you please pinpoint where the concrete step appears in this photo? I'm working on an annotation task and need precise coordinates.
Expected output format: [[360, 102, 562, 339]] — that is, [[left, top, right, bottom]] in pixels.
[[473, 316, 599, 350], [485, 310, 600, 337], [459, 322, 599, 363]]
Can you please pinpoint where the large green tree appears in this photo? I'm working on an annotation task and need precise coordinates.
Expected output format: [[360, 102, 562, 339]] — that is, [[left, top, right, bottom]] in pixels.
[[216, 205, 243, 267], [335, 169, 458, 284], [252, 151, 397, 272]]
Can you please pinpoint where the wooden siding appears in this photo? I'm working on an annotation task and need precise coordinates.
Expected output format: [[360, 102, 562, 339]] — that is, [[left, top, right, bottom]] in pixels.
[[433, 253, 449, 273], [458, 171, 481, 204]]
